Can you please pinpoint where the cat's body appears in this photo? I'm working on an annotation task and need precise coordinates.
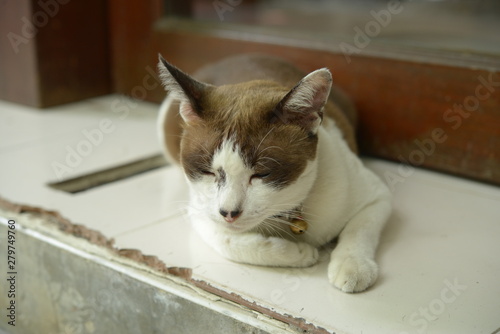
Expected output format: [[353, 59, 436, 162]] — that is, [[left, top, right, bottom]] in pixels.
[[158, 54, 392, 293]]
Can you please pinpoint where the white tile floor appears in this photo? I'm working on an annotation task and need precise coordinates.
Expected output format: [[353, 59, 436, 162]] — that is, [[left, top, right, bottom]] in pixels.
[[1, 96, 499, 334]]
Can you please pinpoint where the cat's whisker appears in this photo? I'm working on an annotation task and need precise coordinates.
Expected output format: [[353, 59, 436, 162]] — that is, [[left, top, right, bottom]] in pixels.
[[258, 156, 282, 166], [255, 127, 275, 156], [258, 222, 282, 238], [259, 220, 294, 239], [267, 217, 306, 234], [257, 145, 284, 157], [291, 134, 310, 144]]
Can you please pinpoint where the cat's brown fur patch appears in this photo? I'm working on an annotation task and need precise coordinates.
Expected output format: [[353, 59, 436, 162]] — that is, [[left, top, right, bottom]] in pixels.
[[193, 54, 357, 152], [162, 55, 357, 171], [180, 81, 317, 188]]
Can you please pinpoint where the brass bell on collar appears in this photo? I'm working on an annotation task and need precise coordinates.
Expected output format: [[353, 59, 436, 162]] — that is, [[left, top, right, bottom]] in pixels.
[[289, 218, 308, 234]]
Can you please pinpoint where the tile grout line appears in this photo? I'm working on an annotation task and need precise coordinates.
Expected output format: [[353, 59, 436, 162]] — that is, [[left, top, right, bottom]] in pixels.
[[112, 213, 187, 239]]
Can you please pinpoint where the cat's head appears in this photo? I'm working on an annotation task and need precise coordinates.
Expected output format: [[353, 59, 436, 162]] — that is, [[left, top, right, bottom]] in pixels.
[[158, 55, 332, 233]]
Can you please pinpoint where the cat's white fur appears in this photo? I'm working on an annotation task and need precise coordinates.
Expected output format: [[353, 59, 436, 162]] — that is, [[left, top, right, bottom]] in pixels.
[[158, 56, 392, 292]]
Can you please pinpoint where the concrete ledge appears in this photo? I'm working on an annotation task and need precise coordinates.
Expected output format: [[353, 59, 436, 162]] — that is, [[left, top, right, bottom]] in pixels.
[[0, 205, 303, 334]]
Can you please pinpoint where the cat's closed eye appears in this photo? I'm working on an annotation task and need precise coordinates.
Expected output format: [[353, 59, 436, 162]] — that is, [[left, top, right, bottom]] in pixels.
[[200, 169, 215, 176], [250, 172, 270, 182]]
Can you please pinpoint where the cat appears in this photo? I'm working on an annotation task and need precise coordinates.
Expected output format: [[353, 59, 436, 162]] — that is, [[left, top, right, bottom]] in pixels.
[[157, 54, 392, 293]]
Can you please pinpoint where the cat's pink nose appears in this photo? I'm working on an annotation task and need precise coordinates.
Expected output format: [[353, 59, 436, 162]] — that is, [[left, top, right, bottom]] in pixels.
[[219, 209, 242, 223]]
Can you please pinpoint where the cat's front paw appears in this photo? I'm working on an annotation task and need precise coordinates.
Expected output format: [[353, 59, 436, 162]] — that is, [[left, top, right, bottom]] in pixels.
[[270, 239, 319, 267], [291, 242, 320, 267], [327, 254, 378, 293]]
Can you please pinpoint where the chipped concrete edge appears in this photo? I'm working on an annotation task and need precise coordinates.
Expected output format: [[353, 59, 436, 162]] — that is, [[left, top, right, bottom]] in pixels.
[[0, 196, 335, 334]]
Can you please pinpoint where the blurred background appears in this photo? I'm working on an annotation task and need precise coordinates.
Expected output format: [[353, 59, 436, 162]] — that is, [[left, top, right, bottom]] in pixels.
[[167, 0, 500, 56], [1, 0, 499, 184]]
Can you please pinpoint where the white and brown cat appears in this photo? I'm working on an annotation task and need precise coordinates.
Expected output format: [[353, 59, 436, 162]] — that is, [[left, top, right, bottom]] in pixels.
[[157, 54, 392, 293]]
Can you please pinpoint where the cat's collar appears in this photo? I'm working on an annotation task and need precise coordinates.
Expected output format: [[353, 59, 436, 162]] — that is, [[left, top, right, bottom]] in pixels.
[[273, 205, 308, 235]]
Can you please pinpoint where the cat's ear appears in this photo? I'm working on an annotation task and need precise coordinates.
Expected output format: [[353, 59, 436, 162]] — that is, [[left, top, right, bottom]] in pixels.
[[158, 55, 210, 124], [271, 68, 332, 135]]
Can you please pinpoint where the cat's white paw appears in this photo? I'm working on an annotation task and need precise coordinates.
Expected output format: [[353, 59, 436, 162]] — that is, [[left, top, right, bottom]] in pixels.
[[327, 254, 378, 293], [271, 239, 319, 267], [291, 242, 320, 267]]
